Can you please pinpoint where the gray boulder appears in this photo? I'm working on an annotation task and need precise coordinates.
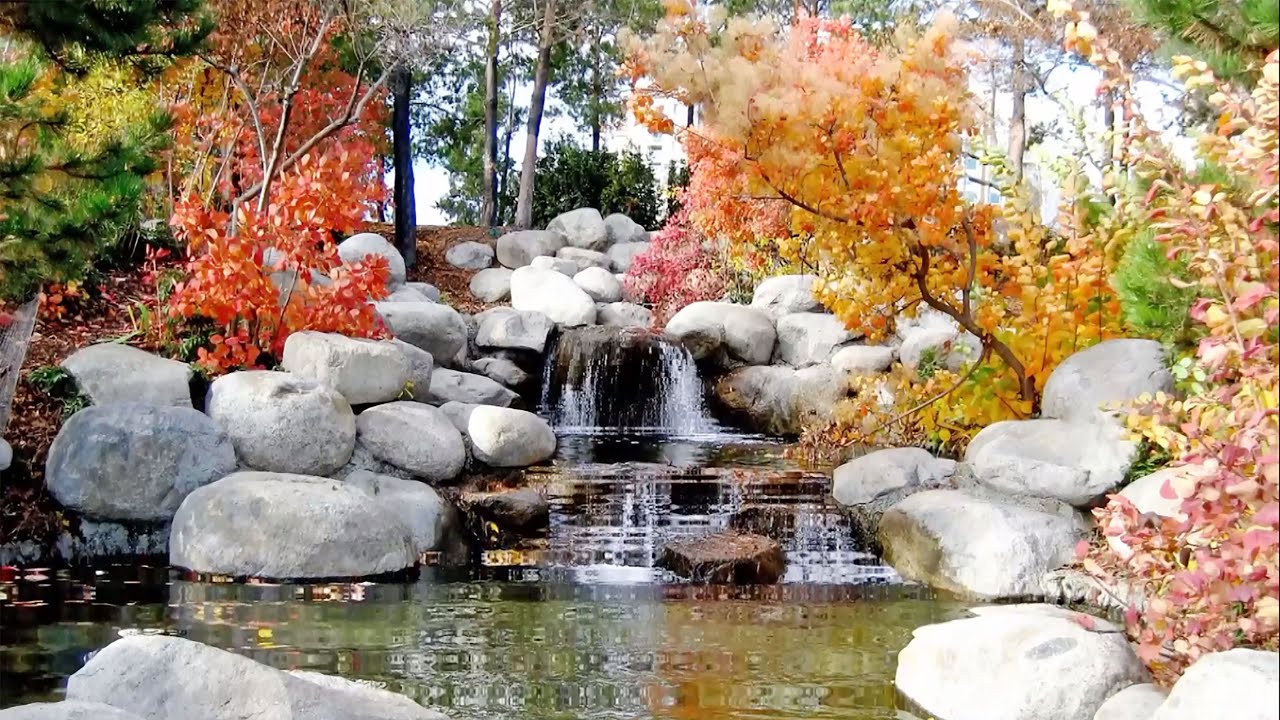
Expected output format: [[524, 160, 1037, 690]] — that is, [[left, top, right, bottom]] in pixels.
[[0, 439, 10, 472], [404, 282, 441, 302], [900, 325, 982, 375], [475, 307, 554, 353], [1042, 339, 1174, 426], [1153, 649, 1278, 720], [712, 364, 843, 435], [469, 267, 513, 303], [205, 371, 356, 477], [426, 368, 518, 407], [831, 344, 896, 374], [382, 286, 434, 304], [751, 274, 822, 317], [61, 343, 193, 408], [497, 229, 565, 268], [0, 702, 143, 720], [344, 470, 451, 555], [665, 301, 776, 366], [510, 266, 597, 326], [598, 302, 653, 328], [547, 207, 608, 250], [606, 241, 650, 272], [530, 255, 579, 275], [356, 402, 466, 481], [879, 489, 1085, 600], [896, 604, 1150, 720], [573, 267, 623, 303], [374, 301, 468, 366], [775, 312, 858, 367], [445, 240, 494, 270], [1094, 684, 1166, 720], [337, 233, 406, 288], [66, 635, 446, 719], [1105, 466, 1198, 560], [557, 246, 612, 272], [604, 213, 648, 245], [965, 418, 1137, 507], [45, 404, 236, 522], [280, 332, 411, 405], [438, 401, 478, 437], [170, 472, 416, 578], [388, 340, 434, 403], [472, 357, 530, 387], [831, 448, 956, 541], [468, 406, 556, 467]]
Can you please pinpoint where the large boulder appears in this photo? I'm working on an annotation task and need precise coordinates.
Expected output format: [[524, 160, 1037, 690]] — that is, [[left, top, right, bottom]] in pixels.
[[425, 367, 518, 407], [603, 213, 648, 245], [510, 266, 597, 326], [831, 448, 956, 542], [170, 472, 417, 578], [471, 357, 530, 387], [831, 344, 897, 375], [658, 532, 786, 584], [445, 240, 494, 270], [1042, 339, 1174, 426], [598, 301, 653, 328], [1094, 684, 1166, 720], [896, 604, 1150, 720], [556, 246, 612, 273], [750, 274, 822, 317], [382, 286, 434, 304], [355, 402, 466, 481], [665, 301, 776, 366], [965, 419, 1137, 507], [530, 255, 579, 275], [712, 364, 843, 435], [60, 343, 193, 408], [879, 489, 1085, 600], [280, 332, 411, 405], [474, 307, 554, 353], [547, 208, 608, 251], [469, 267, 513, 303], [374, 301, 468, 366], [1152, 649, 1279, 720], [497, 229, 565, 268], [337, 233, 406, 288], [0, 702, 143, 720], [388, 339, 434, 403], [573, 267, 622, 303], [205, 371, 355, 477], [774, 312, 858, 367], [437, 401, 478, 437], [45, 404, 236, 522], [404, 282, 441, 302], [66, 635, 446, 719], [606, 241, 650, 272], [468, 406, 556, 467], [343, 470, 452, 556]]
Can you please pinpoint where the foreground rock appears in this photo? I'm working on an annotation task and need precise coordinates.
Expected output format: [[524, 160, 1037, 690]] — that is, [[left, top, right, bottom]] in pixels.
[[896, 604, 1149, 720], [831, 448, 956, 542], [497, 229, 565, 268], [405, 282, 441, 302], [469, 267, 513, 303], [445, 240, 494, 270], [344, 470, 451, 556], [1042, 339, 1173, 426], [471, 357, 529, 387], [603, 212, 648, 245], [337, 233, 406, 288], [665, 301, 776, 366], [831, 344, 896, 375], [658, 532, 786, 584], [389, 340, 434, 402], [356, 402, 466, 481], [547, 207, 608, 250], [965, 419, 1136, 507], [468, 406, 556, 467], [281, 332, 411, 405], [0, 701, 143, 720], [460, 487, 550, 537], [46, 404, 236, 522], [751, 274, 822, 317], [1153, 649, 1278, 720], [510, 266, 597, 326], [374, 302, 468, 366], [171, 472, 416, 578], [206, 371, 355, 476], [606, 241, 650, 272], [774, 312, 858, 367], [1104, 466, 1199, 560], [60, 343, 193, 408], [598, 301, 652, 328], [1094, 684, 1166, 720], [475, 307, 554, 353], [573, 266, 622, 302], [426, 368, 518, 407], [879, 489, 1084, 600], [66, 635, 446, 719], [712, 364, 843, 435]]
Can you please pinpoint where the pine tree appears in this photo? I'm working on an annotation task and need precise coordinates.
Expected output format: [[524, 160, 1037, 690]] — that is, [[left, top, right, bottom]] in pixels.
[[1126, 0, 1278, 80], [0, 1, 212, 305]]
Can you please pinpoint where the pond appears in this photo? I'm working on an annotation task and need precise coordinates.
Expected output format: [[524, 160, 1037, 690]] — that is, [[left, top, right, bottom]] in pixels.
[[0, 431, 969, 719]]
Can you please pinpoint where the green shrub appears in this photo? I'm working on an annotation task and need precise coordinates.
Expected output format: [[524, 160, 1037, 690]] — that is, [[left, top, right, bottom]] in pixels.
[[532, 138, 662, 229], [1113, 230, 1198, 347]]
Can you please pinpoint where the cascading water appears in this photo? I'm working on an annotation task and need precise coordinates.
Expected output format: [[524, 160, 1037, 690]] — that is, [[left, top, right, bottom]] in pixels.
[[539, 326, 717, 435]]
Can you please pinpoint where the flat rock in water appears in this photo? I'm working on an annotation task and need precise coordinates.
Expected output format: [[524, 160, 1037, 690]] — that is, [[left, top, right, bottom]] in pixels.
[[460, 487, 550, 536], [61, 343, 193, 408], [445, 240, 494, 270], [658, 532, 786, 584]]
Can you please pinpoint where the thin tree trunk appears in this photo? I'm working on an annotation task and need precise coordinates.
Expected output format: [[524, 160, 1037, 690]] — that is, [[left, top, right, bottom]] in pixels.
[[514, 0, 557, 229], [480, 0, 502, 227], [1008, 36, 1028, 183], [498, 84, 517, 224], [686, 104, 694, 127], [392, 65, 417, 268], [589, 25, 602, 153]]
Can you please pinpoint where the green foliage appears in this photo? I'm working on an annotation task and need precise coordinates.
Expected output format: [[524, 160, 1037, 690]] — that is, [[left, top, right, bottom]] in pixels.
[[1125, 0, 1278, 80], [26, 365, 88, 419], [1113, 230, 1198, 346], [531, 138, 661, 229], [665, 159, 690, 218], [1124, 439, 1173, 484]]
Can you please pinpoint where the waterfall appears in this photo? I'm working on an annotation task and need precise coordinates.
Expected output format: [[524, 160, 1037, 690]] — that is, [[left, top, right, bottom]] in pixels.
[[539, 326, 717, 435]]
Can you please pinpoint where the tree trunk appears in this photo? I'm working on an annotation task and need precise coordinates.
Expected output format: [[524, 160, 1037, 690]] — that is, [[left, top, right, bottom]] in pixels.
[[392, 65, 417, 268], [686, 103, 694, 127], [590, 24, 602, 153], [480, 0, 502, 227], [514, 0, 557, 229], [1008, 36, 1028, 183]]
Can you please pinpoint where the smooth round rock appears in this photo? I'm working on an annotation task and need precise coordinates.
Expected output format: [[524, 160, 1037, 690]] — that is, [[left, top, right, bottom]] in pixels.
[[445, 241, 495, 270], [61, 343, 193, 408], [467, 406, 556, 467], [356, 402, 466, 481], [337, 233, 406, 288], [280, 332, 411, 405]]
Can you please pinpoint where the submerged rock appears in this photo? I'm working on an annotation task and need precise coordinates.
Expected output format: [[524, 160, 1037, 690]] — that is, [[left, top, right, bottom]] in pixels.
[[658, 532, 786, 584], [460, 487, 550, 537], [337, 233, 406, 288], [281, 332, 411, 405], [61, 343, 193, 408]]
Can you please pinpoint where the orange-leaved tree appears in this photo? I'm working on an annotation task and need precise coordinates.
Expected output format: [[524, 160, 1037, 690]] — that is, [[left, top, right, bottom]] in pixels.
[[624, 4, 1123, 450]]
